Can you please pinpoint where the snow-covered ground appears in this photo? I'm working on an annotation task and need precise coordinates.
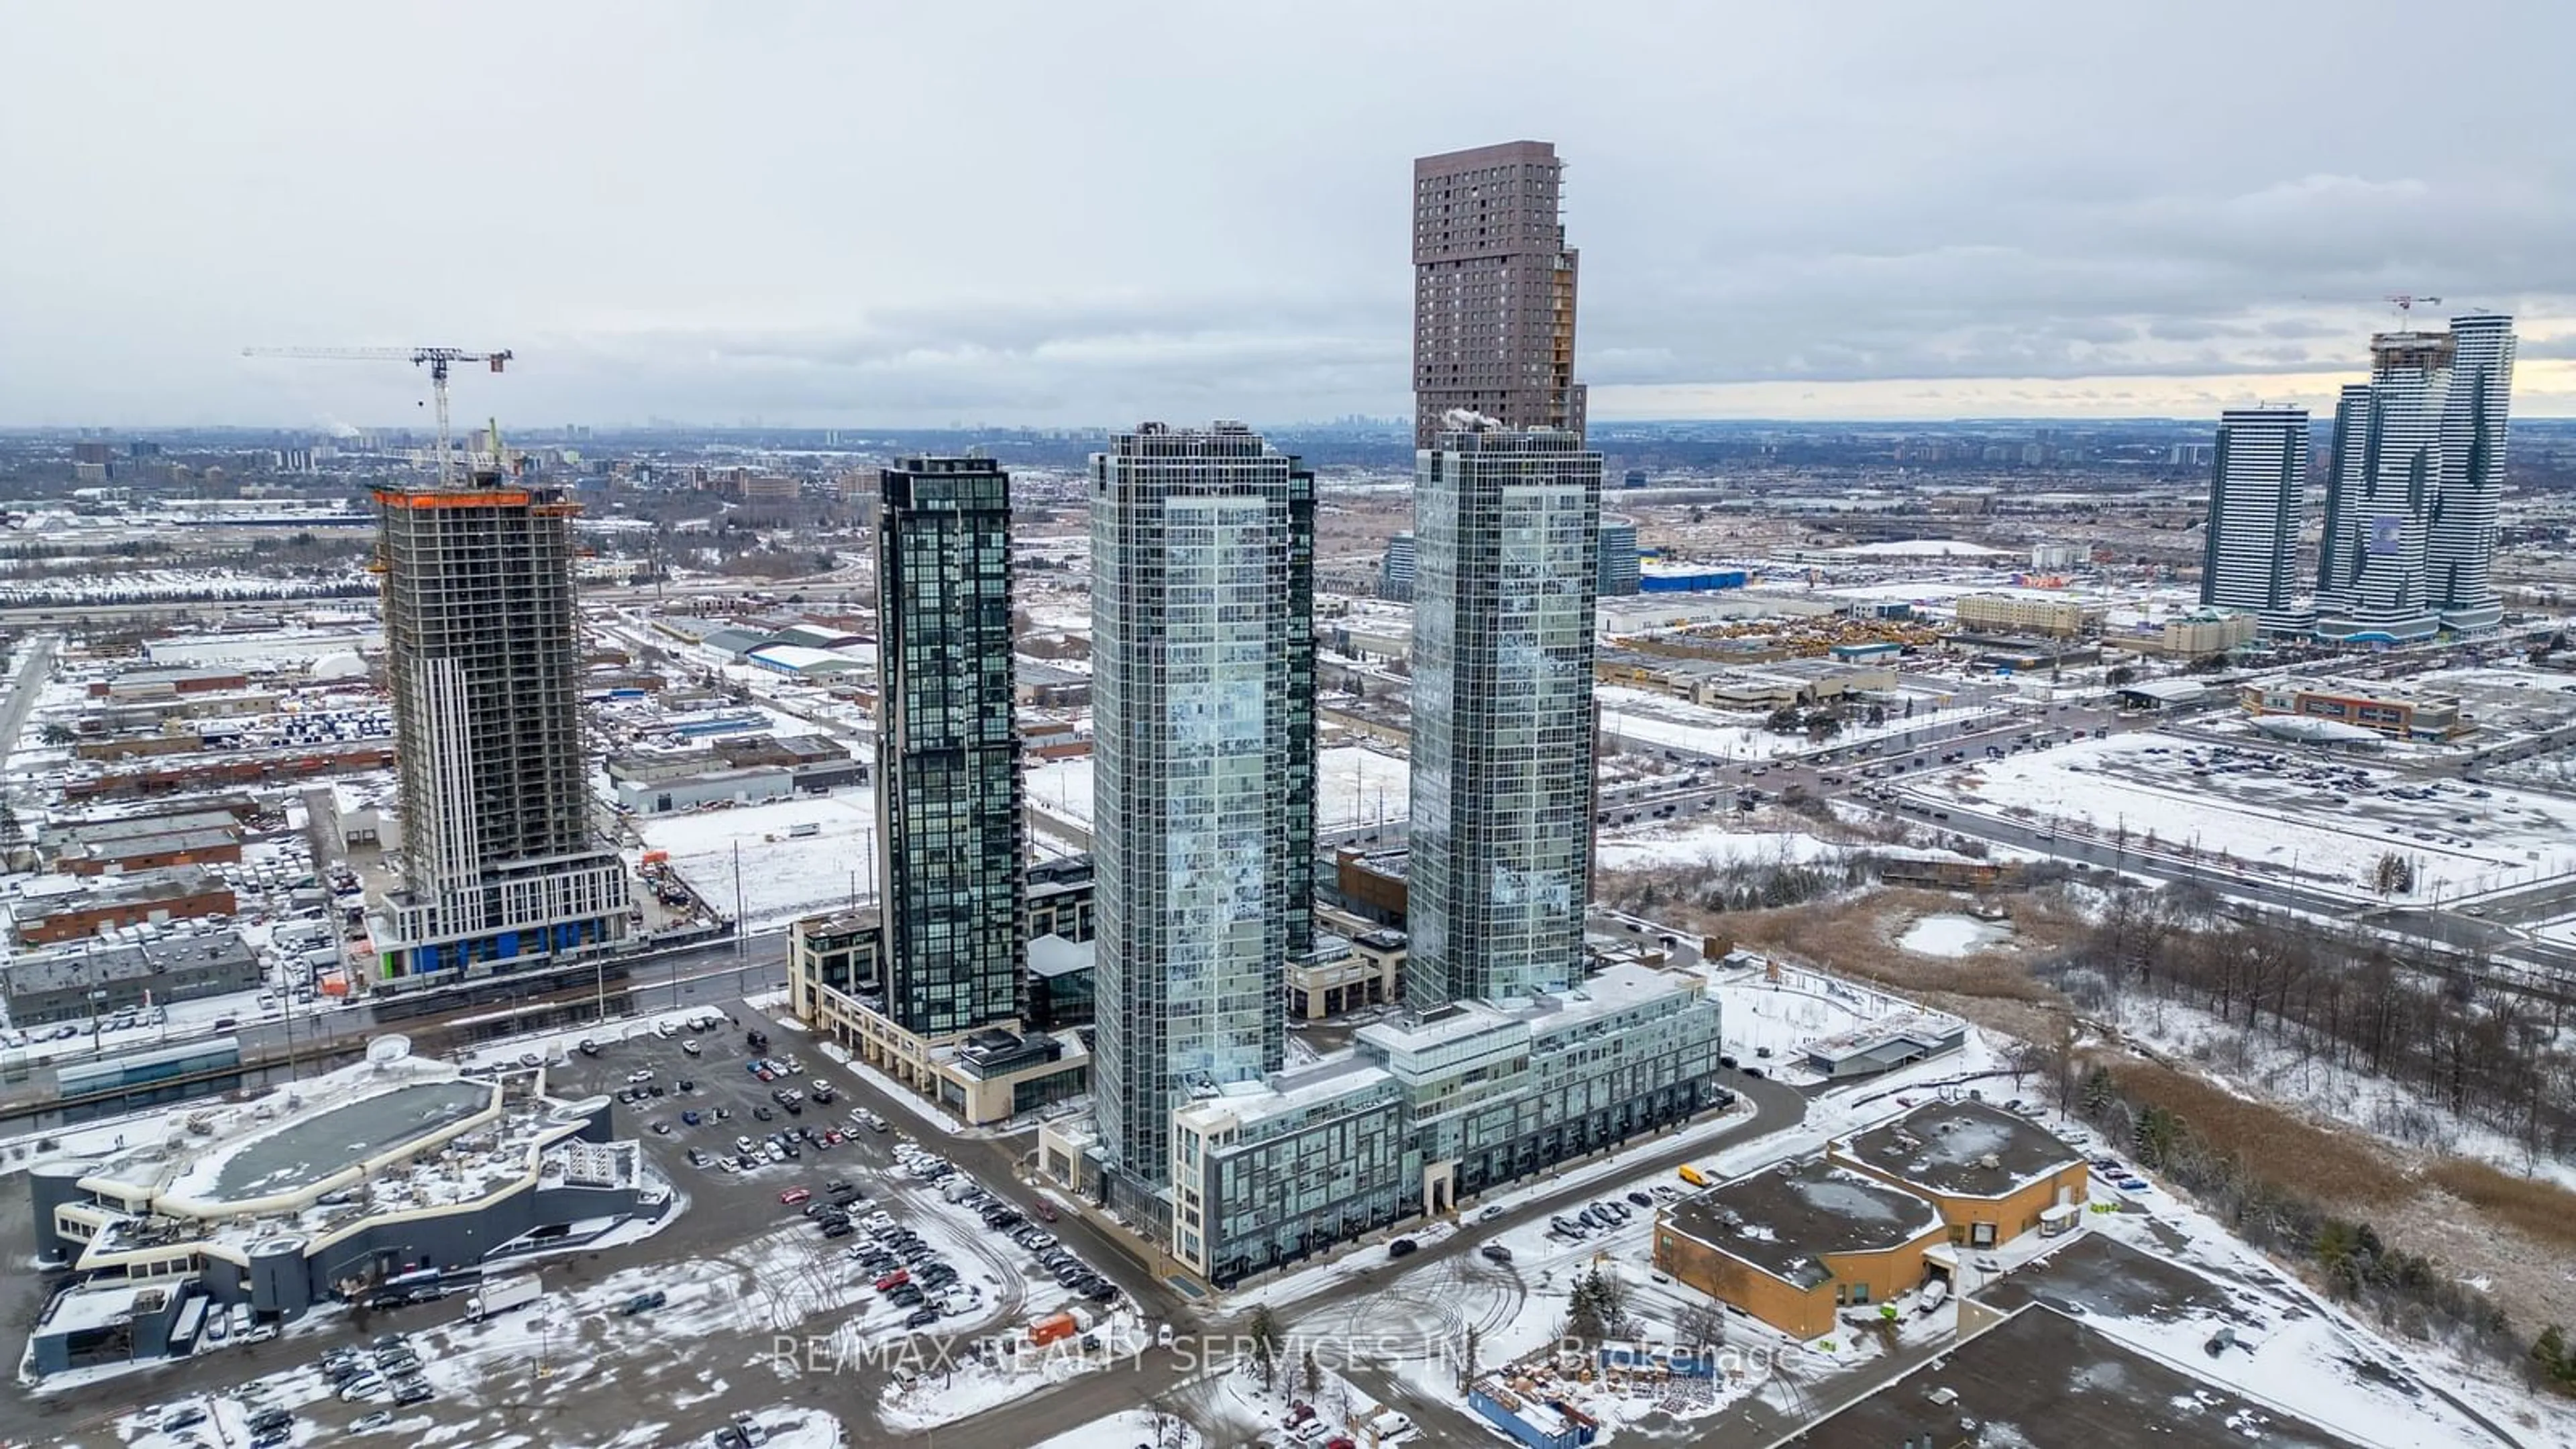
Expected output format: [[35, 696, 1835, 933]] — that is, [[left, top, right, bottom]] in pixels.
[[2109, 990, 2576, 1191], [1895, 912, 2012, 957], [1915, 732, 2576, 900], [635, 793, 878, 928], [2041, 1124, 2576, 1449], [1030, 745, 1411, 835], [1596, 684, 1999, 764], [1030, 1407, 1203, 1449], [1594, 826, 1849, 873]]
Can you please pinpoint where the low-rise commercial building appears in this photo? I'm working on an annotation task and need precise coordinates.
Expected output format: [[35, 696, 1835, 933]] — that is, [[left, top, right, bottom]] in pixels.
[[0, 932, 263, 1026], [787, 901, 1091, 1127], [1014, 660, 1092, 708], [1285, 929, 1405, 1020], [1083, 960, 1725, 1286], [1831, 1101, 2087, 1248], [1652, 1158, 1948, 1338], [1953, 594, 2102, 639], [1795, 1301, 2362, 1448], [1801, 1010, 1969, 1080], [2240, 678, 2469, 742], [2108, 606, 2257, 658], [87, 666, 252, 700], [10, 866, 237, 947], [23, 1046, 670, 1377], [41, 807, 245, 876], [608, 761, 793, 816]]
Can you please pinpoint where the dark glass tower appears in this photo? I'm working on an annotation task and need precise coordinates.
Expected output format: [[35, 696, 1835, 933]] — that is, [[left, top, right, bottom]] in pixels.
[[877, 455, 1026, 1037]]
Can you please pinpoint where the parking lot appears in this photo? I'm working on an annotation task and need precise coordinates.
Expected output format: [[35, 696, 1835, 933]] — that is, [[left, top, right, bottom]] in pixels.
[[32, 1000, 1138, 1449]]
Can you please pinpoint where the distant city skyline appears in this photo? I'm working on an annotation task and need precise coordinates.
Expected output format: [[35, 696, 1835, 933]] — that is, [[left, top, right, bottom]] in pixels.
[[3, 5, 2572, 427]]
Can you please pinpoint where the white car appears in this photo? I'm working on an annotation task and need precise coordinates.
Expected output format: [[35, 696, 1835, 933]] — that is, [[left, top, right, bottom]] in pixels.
[[736, 1136, 757, 1154], [338, 1373, 386, 1401], [655, 1021, 678, 1038], [681, 1040, 702, 1057], [627, 1069, 654, 1085]]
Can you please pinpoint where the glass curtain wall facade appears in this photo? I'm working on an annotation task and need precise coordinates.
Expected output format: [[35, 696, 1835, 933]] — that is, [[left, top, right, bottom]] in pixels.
[[877, 456, 1025, 1037], [1407, 420, 1602, 1006], [1089, 422, 1314, 1193]]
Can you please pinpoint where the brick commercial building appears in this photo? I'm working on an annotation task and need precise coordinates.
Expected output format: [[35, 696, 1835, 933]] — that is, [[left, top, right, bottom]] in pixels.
[[0, 933, 262, 1026], [2239, 678, 2468, 742], [1830, 1101, 2088, 1250], [9, 867, 237, 947], [41, 808, 246, 876], [1653, 1158, 1947, 1339]]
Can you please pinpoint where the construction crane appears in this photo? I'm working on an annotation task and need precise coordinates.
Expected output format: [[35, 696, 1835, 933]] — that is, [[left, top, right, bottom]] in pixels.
[[241, 345, 513, 487], [2383, 294, 2443, 327]]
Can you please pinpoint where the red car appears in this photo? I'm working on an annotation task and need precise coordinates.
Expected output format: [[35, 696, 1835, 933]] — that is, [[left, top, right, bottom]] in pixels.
[[780, 1187, 812, 1205], [823, 1130, 844, 1144], [1034, 1201, 1059, 1223], [873, 1269, 910, 1291]]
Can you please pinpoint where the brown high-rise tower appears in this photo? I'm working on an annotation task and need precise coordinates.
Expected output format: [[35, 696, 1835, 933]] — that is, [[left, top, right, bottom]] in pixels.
[[1412, 140, 1584, 447]]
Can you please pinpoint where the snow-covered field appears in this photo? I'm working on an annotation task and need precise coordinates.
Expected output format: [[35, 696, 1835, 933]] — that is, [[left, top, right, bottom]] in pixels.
[[1917, 732, 2576, 900], [1594, 826, 1849, 873], [1596, 684, 1998, 764], [1029, 745, 1411, 835], [635, 793, 878, 928]]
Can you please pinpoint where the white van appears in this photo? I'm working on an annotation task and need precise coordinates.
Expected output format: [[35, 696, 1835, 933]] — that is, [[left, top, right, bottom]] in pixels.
[[1368, 1410, 1414, 1441]]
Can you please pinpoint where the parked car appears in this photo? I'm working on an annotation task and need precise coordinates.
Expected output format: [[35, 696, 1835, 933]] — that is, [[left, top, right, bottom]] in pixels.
[[621, 1290, 667, 1316], [1387, 1238, 1419, 1259]]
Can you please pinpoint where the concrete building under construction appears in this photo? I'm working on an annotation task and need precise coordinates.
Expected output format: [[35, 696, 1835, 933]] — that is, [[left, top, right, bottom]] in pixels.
[[366, 476, 627, 987]]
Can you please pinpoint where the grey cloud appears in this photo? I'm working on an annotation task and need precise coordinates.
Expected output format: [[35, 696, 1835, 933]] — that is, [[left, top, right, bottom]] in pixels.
[[1, 0, 2570, 425]]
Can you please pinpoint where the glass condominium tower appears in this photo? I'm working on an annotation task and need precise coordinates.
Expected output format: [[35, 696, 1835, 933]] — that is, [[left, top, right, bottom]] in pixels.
[[876, 455, 1025, 1038], [2315, 312, 2516, 641], [1407, 414, 1602, 1006], [1089, 422, 1315, 1191], [2199, 407, 2310, 633]]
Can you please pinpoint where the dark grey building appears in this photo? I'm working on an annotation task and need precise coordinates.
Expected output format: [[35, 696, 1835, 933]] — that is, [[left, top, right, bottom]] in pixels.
[[1, 933, 262, 1026], [1413, 140, 1585, 446], [877, 455, 1026, 1038], [371, 472, 626, 982], [1407, 419, 1602, 1005], [1089, 422, 1313, 1198]]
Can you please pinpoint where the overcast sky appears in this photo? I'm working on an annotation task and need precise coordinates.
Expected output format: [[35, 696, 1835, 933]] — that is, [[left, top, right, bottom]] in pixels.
[[4, 1, 2571, 429]]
